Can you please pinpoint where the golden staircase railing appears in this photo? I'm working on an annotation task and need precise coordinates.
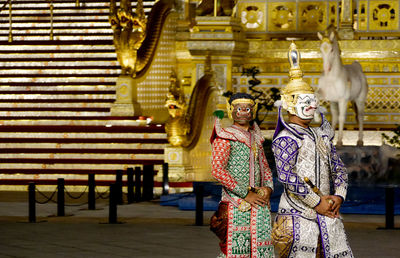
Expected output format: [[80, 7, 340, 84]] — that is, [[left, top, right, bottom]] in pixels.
[[49, 0, 54, 40], [0, 0, 13, 42], [1, 0, 59, 42], [8, 0, 12, 42]]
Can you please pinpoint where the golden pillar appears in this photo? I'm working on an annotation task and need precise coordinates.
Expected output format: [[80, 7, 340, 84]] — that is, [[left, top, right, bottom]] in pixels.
[[110, 75, 141, 116], [164, 147, 193, 182], [187, 16, 249, 92], [338, 0, 354, 39]]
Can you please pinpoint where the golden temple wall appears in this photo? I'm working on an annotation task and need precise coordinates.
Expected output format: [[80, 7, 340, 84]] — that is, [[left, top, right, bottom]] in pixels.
[[171, 0, 400, 182], [231, 39, 400, 129]]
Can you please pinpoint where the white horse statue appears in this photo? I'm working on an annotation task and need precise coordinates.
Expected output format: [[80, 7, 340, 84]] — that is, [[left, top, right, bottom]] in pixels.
[[317, 29, 368, 146]]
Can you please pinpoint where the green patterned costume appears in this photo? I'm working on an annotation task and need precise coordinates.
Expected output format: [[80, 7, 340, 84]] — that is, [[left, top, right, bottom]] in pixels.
[[211, 118, 274, 258]]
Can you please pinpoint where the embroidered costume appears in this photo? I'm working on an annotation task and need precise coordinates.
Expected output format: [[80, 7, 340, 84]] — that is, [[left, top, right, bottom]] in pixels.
[[271, 42, 353, 257], [272, 109, 353, 257], [210, 93, 274, 258]]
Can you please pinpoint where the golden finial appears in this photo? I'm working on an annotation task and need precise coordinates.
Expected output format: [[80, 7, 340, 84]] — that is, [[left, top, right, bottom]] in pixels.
[[204, 53, 212, 75], [280, 42, 314, 114]]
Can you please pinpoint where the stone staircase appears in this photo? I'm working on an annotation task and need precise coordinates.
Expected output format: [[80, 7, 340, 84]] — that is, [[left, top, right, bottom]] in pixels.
[[0, 0, 170, 190]]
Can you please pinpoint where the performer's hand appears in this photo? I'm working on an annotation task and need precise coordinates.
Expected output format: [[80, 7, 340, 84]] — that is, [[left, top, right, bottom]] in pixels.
[[256, 187, 272, 209], [244, 191, 267, 208], [314, 195, 335, 218], [328, 195, 343, 218]]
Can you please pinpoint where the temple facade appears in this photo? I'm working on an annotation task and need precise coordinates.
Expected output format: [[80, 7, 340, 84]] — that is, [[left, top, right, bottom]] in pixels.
[[0, 0, 399, 192]]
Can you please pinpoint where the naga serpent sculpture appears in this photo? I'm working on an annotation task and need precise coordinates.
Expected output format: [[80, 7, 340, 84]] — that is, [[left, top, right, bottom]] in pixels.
[[109, 0, 174, 77]]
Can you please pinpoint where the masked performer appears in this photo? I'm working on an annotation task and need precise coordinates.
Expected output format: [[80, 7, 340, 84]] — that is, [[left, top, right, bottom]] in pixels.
[[271, 42, 353, 257], [210, 93, 274, 257]]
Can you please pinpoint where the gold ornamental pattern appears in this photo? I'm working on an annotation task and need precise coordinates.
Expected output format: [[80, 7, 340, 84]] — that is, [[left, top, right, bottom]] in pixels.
[[356, 0, 399, 31]]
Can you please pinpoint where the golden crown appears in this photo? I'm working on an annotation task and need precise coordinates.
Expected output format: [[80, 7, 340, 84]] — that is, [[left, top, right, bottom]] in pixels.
[[280, 42, 314, 114]]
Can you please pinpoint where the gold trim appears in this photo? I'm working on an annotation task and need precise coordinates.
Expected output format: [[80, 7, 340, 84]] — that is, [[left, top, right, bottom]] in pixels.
[[231, 98, 255, 106]]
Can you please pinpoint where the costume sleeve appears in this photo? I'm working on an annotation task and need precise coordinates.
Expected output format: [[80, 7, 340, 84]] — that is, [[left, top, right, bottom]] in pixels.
[[330, 142, 348, 200], [211, 137, 249, 198], [272, 136, 321, 208], [260, 149, 274, 190]]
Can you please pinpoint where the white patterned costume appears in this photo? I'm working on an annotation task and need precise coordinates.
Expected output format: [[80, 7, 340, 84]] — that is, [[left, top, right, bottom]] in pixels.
[[271, 108, 353, 258]]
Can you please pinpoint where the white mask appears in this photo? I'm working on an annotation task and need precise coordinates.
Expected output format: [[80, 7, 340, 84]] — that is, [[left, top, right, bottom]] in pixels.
[[295, 94, 318, 119]]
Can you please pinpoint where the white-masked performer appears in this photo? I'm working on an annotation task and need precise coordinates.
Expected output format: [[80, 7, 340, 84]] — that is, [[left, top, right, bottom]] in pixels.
[[271, 43, 353, 258]]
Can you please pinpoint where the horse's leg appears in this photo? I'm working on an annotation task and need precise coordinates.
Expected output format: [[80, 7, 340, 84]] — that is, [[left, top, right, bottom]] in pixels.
[[330, 102, 339, 142], [355, 99, 365, 146], [330, 102, 338, 129], [337, 99, 347, 146]]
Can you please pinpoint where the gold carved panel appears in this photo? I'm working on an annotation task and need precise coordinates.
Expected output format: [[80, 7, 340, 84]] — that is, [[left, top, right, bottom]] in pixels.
[[355, 0, 399, 31], [237, 2, 267, 31], [369, 0, 398, 31], [355, 0, 368, 30], [328, 1, 339, 26], [366, 87, 400, 113], [267, 1, 297, 31], [298, 1, 327, 32], [264, 1, 339, 34]]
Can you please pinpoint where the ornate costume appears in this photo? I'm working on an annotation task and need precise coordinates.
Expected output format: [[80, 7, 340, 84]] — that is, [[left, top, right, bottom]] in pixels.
[[210, 94, 274, 258], [271, 43, 353, 257]]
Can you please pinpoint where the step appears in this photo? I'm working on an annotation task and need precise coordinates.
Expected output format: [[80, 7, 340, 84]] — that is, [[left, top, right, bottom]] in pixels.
[[0, 124, 166, 133], [0, 142, 166, 149], [0, 148, 164, 154], [0, 163, 164, 170], [0, 153, 164, 160], [0, 39, 113, 45], [0, 179, 181, 187], [0, 86, 116, 92], [0, 90, 115, 95], [0, 43, 116, 50], [0, 93, 115, 99], [0, 111, 110, 117], [0, 137, 168, 144], [0, 100, 114, 105], [0, 118, 160, 126], [0, 22, 112, 28], [0, 28, 113, 35], [0, 168, 139, 175], [1, 35, 113, 41], [0, 52, 117, 59], [0, 74, 118, 80]]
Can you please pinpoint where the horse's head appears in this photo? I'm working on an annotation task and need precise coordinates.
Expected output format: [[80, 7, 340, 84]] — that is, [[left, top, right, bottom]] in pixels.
[[318, 31, 338, 74]]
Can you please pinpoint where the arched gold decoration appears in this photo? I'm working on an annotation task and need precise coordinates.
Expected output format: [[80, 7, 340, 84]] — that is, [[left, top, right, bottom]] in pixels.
[[270, 4, 295, 30], [165, 56, 219, 148]]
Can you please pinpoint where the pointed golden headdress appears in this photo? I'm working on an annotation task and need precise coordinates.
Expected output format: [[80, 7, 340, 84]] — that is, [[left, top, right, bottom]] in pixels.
[[280, 42, 314, 115]]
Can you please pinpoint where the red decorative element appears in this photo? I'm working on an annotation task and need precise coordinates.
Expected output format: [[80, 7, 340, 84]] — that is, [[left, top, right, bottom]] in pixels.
[[211, 138, 238, 192]]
